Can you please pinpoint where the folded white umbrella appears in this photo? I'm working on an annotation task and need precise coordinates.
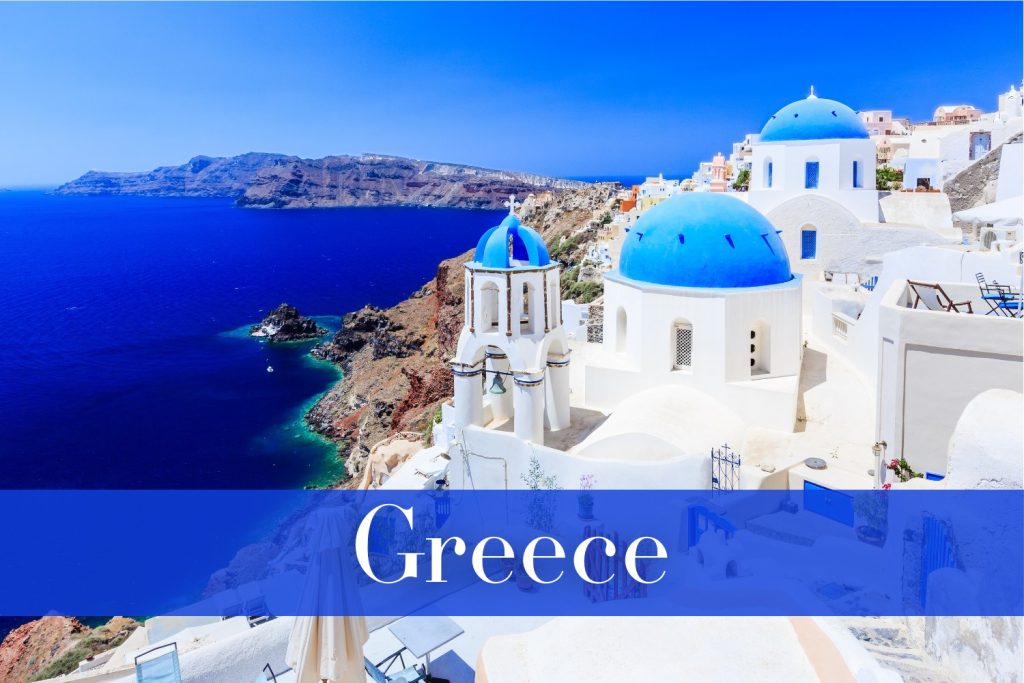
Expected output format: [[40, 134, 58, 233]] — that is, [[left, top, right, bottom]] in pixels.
[[953, 196, 1024, 227], [287, 506, 369, 683]]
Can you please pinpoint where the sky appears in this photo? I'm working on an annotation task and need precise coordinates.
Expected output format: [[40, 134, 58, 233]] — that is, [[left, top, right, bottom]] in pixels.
[[0, 2, 1021, 187]]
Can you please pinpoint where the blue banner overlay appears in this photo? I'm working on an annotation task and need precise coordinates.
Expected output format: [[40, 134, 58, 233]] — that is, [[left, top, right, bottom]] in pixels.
[[1, 490, 1020, 618]]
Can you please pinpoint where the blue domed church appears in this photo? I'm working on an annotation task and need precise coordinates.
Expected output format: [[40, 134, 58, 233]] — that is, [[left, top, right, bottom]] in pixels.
[[747, 92, 878, 223], [586, 192, 804, 431]]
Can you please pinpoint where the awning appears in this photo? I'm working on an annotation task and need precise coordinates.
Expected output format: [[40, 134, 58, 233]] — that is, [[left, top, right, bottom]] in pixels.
[[953, 196, 1024, 227]]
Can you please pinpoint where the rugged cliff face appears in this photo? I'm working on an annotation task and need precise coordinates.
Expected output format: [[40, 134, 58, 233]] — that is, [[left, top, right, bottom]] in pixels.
[[305, 184, 620, 483], [55, 153, 585, 210], [0, 617, 139, 683], [54, 152, 288, 197]]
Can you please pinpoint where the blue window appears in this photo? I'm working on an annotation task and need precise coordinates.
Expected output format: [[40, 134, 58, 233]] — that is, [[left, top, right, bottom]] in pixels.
[[766, 161, 773, 188], [805, 161, 819, 189], [853, 160, 862, 188], [801, 229, 817, 260]]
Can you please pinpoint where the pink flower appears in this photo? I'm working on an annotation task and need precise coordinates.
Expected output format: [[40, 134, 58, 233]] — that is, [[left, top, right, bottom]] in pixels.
[[882, 483, 892, 490]]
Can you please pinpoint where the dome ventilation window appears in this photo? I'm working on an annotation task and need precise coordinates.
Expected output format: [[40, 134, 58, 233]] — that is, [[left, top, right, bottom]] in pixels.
[[678, 234, 685, 245], [724, 234, 735, 249], [636, 231, 644, 241]]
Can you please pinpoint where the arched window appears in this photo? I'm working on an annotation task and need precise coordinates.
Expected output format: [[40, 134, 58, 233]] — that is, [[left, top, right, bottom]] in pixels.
[[805, 159, 820, 189], [672, 321, 693, 370], [520, 281, 534, 334], [480, 282, 500, 332], [852, 160, 862, 188], [765, 158, 774, 188], [800, 226, 817, 260], [615, 307, 628, 353]]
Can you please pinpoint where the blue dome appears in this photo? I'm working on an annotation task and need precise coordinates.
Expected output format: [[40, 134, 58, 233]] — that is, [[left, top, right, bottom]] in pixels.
[[473, 214, 551, 269], [618, 193, 792, 288], [760, 95, 869, 142]]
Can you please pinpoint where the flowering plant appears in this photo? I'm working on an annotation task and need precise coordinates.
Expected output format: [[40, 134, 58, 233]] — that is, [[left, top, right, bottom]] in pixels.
[[578, 474, 595, 504], [887, 457, 922, 482]]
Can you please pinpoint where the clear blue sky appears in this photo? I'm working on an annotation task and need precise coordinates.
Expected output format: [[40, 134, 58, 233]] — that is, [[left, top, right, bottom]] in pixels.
[[0, 2, 1020, 186]]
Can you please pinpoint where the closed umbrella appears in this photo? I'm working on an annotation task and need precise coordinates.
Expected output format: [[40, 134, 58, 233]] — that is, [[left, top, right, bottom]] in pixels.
[[286, 505, 369, 683]]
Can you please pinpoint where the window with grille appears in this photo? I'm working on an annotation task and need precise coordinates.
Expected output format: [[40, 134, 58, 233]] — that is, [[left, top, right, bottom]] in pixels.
[[673, 323, 693, 369], [801, 229, 817, 260], [805, 161, 819, 189]]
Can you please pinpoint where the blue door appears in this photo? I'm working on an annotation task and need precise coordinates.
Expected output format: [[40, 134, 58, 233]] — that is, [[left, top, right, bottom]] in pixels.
[[803, 481, 854, 526]]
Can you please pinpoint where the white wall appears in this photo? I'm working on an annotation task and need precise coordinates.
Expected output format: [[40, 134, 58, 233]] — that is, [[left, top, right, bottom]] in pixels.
[[585, 273, 802, 431], [447, 423, 712, 491], [765, 195, 955, 278], [875, 280, 1023, 477], [809, 245, 1022, 394], [748, 138, 880, 222]]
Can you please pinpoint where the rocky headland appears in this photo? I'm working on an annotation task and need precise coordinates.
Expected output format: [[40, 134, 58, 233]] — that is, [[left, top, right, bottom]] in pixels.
[[305, 184, 620, 484], [250, 303, 327, 342], [54, 153, 586, 210], [0, 617, 139, 683]]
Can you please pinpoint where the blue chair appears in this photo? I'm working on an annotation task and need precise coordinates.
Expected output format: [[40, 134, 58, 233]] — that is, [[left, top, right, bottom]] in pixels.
[[135, 643, 181, 683], [861, 275, 879, 292], [365, 648, 426, 683]]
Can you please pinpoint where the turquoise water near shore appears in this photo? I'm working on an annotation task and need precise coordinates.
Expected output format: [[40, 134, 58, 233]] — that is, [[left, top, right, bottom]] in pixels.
[[0, 192, 501, 489]]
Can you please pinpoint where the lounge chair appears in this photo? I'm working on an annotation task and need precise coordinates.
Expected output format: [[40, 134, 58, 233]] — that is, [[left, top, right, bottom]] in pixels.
[[860, 275, 879, 292], [365, 648, 426, 683], [135, 643, 181, 683], [906, 281, 973, 314]]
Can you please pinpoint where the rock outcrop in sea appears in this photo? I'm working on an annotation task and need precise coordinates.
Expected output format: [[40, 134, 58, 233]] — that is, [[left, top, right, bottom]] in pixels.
[[305, 184, 621, 484], [250, 303, 327, 342], [54, 153, 587, 210]]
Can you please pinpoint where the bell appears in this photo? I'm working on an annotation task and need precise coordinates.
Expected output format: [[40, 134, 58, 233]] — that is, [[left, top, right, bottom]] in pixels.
[[488, 374, 507, 395]]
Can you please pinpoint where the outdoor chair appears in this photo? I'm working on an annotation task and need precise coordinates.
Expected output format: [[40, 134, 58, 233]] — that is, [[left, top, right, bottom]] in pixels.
[[906, 281, 973, 314], [134, 642, 181, 683], [365, 648, 426, 683], [976, 272, 1016, 316], [256, 663, 295, 682], [245, 597, 273, 627], [861, 275, 879, 292]]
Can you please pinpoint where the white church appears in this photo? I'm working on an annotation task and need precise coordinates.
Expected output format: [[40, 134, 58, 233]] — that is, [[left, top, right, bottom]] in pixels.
[[741, 91, 960, 280]]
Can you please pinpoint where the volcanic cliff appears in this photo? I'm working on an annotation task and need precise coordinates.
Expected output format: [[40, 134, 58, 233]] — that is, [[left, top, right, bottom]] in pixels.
[[54, 153, 586, 210], [305, 184, 620, 484]]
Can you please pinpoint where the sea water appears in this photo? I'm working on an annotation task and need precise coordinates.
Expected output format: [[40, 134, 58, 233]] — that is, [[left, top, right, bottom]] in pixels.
[[0, 191, 500, 489]]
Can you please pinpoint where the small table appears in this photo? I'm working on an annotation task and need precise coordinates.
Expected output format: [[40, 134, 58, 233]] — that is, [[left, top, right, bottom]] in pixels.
[[388, 615, 464, 683]]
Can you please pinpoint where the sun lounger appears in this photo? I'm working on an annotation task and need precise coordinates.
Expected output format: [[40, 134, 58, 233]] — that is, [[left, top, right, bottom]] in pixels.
[[906, 280, 973, 314], [135, 643, 181, 683], [365, 648, 426, 683]]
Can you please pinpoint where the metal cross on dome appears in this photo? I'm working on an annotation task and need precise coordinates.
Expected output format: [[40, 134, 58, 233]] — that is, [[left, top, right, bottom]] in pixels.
[[503, 194, 521, 216]]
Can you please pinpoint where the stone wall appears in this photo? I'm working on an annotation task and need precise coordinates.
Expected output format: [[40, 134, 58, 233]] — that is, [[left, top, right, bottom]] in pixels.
[[945, 132, 1023, 212]]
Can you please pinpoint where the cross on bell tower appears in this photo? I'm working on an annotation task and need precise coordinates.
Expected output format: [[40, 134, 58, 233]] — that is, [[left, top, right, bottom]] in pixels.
[[503, 193, 521, 216]]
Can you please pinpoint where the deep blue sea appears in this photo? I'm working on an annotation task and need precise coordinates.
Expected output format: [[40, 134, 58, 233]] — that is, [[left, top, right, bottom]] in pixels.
[[0, 192, 501, 490]]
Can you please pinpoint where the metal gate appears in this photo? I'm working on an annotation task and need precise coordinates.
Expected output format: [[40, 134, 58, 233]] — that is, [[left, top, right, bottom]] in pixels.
[[711, 444, 741, 493], [921, 515, 956, 609]]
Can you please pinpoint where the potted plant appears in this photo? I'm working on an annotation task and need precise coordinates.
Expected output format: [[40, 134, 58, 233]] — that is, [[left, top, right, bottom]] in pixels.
[[886, 456, 923, 482], [578, 474, 595, 520], [853, 490, 889, 547]]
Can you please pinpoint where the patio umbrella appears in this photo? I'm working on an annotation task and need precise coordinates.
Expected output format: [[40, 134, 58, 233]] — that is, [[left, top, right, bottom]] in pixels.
[[286, 505, 369, 683]]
